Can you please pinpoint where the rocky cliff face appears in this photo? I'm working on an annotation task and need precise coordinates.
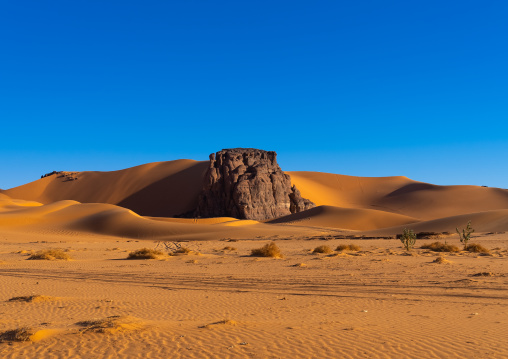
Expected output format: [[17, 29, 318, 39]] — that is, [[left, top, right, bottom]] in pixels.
[[195, 148, 315, 220]]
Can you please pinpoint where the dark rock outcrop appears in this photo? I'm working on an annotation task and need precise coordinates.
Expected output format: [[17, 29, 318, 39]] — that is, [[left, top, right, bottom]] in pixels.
[[195, 148, 315, 220]]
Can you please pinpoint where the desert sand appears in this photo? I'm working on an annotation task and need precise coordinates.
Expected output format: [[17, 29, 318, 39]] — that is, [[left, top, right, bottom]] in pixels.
[[0, 162, 507, 358]]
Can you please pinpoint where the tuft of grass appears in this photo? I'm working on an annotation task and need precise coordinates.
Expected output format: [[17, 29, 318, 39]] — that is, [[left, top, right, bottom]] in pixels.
[[76, 316, 145, 334], [127, 248, 164, 259], [28, 249, 70, 261], [465, 243, 489, 253], [433, 256, 451, 264], [292, 263, 308, 267], [312, 245, 334, 254], [471, 272, 493, 277], [251, 242, 283, 258], [222, 246, 237, 251], [199, 319, 238, 329], [336, 244, 361, 252], [0, 327, 37, 342], [420, 242, 459, 252], [8, 295, 56, 303]]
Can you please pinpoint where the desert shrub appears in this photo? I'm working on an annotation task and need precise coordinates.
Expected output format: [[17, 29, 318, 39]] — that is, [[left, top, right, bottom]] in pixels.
[[76, 316, 144, 334], [173, 247, 193, 254], [0, 327, 36, 342], [222, 246, 237, 251], [399, 228, 416, 251], [312, 245, 334, 254], [28, 249, 70, 260], [8, 295, 55, 303], [127, 248, 164, 259], [336, 244, 361, 252], [250, 242, 283, 258], [456, 221, 474, 249], [199, 319, 238, 329], [421, 242, 460, 252], [465, 243, 489, 253], [414, 231, 452, 239], [433, 257, 451, 264]]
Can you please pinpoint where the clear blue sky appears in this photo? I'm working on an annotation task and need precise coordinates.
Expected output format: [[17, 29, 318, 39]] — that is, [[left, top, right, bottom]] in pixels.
[[1, 1, 507, 189]]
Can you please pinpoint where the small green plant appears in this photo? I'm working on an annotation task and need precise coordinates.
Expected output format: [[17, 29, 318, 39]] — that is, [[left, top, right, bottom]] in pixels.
[[399, 228, 416, 251], [456, 221, 474, 250]]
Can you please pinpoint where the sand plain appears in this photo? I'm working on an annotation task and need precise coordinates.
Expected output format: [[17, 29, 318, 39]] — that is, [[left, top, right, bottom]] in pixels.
[[0, 163, 507, 358]]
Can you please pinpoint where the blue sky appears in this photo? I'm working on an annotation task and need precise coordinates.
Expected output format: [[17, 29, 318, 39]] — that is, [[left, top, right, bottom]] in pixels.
[[1, 1, 507, 189]]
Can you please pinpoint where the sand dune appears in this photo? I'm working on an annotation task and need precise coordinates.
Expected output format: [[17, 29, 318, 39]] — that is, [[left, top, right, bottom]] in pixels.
[[289, 171, 508, 220], [4, 160, 209, 217], [366, 209, 508, 235], [268, 205, 418, 230], [2, 160, 508, 234], [1, 161, 508, 358], [0, 198, 326, 241]]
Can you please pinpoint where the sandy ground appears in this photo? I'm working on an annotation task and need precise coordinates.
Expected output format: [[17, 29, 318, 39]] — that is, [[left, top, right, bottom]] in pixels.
[[0, 229, 506, 358], [1, 163, 508, 358]]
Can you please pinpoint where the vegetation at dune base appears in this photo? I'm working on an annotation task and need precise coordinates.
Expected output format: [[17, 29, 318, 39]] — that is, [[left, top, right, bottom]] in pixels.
[[222, 246, 237, 251], [456, 221, 475, 250], [127, 248, 164, 259], [28, 249, 70, 260], [312, 245, 334, 254], [8, 295, 55, 303], [399, 228, 416, 251], [172, 247, 193, 255], [335, 244, 361, 252], [464, 243, 489, 253], [76, 316, 144, 334], [250, 242, 283, 258], [421, 242, 460, 252], [0, 327, 36, 342]]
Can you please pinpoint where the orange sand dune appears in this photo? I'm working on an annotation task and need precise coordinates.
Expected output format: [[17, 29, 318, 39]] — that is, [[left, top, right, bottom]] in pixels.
[[366, 208, 508, 235], [3, 160, 508, 232], [268, 205, 418, 230], [0, 198, 325, 241], [4, 160, 209, 217], [289, 171, 508, 220]]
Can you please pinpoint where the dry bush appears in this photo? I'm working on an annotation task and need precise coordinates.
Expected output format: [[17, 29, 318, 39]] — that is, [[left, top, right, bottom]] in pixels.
[[251, 242, 283, 258], [420, 242, 459, 252], [0, 327, 37, 342], [28, 249, 70, 260], [433, 257, 451, 264], [313, 245, 334, 254], [471, 272, 494, 277], [415, 231, 452, 239], [222, 246, 237, 251], [336, 244, 361, 252], [127, 248, 164, 259], [170, 247, 201, 256], [465, 243, 489, 253], [292, 262, 308, 267], [8, 295, 55, 303], [76, 316, 145, 334], [199, 319, 238, 329]]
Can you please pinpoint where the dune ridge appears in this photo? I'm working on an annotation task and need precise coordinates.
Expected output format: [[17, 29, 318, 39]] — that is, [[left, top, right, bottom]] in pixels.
[[4, 160, 209, 217], [288, 171, 508, 221], [2, 159, 508, 234]]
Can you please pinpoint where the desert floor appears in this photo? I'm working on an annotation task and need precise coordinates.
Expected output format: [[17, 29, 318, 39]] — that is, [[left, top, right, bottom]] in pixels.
[[0, 230, 506, 358]]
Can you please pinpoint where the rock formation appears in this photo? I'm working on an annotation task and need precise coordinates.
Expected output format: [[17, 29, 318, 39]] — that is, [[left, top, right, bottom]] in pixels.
[[195, 148, 315, 220]]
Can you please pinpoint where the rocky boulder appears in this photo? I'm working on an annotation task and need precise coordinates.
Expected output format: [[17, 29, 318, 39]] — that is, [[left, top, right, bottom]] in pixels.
[[195, 148, 315, 220]]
